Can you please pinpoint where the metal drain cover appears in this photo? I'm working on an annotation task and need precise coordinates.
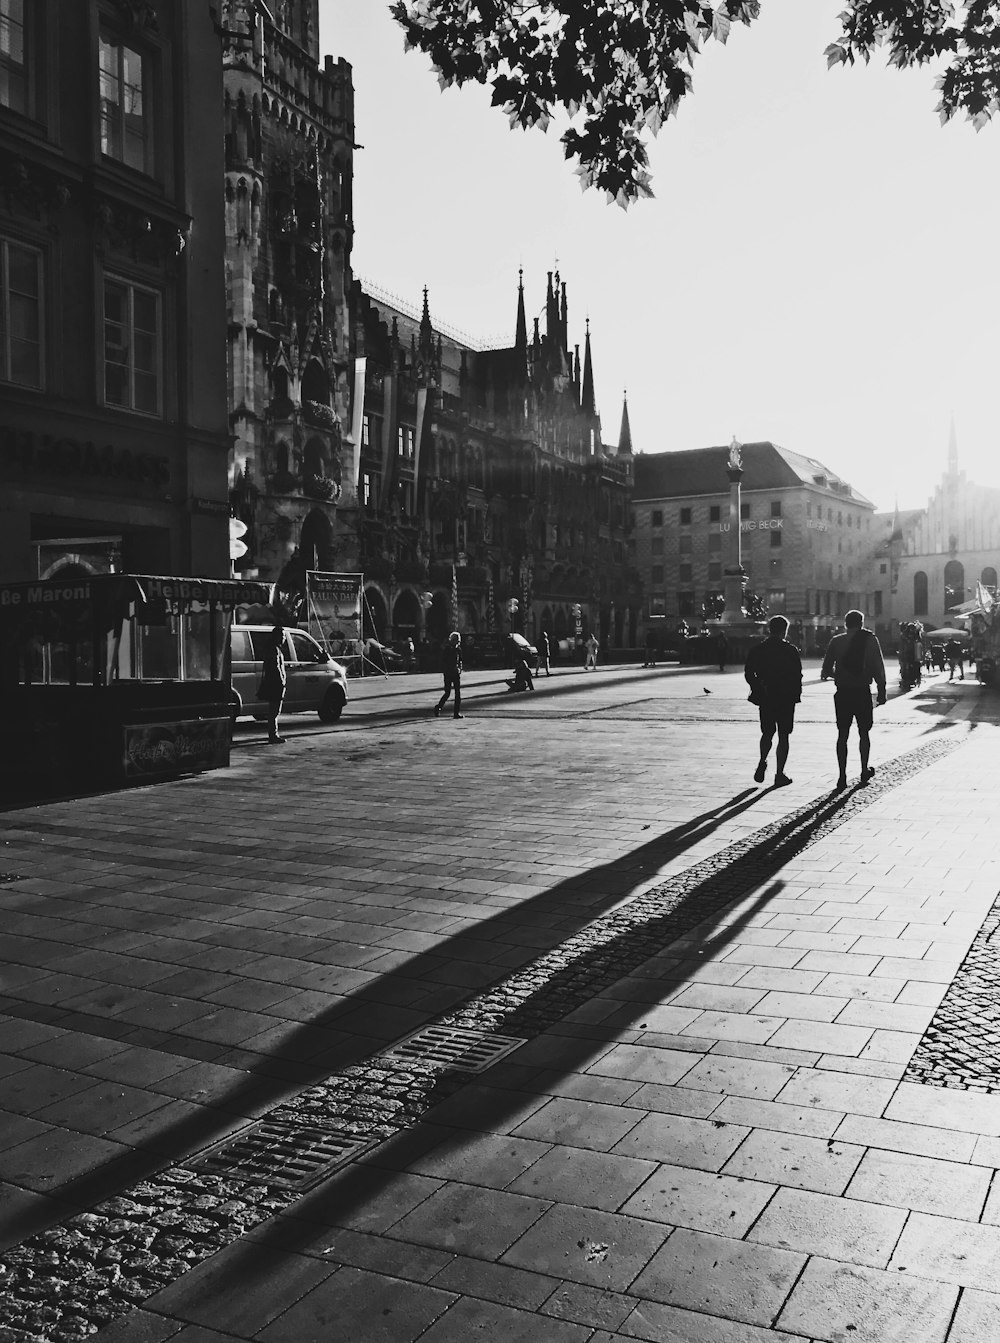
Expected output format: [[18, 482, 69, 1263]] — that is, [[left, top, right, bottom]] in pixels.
[[185, 1121, 373, 1192], [380, 1024, 525, 1073]]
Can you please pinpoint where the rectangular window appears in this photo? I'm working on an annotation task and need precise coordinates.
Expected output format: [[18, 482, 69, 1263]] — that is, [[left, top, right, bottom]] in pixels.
[[879, 562, 887, 575], [678, 590, 696, 617], [398, 425, 414, 458], [0, 236, 42, 387], [104, 276, 160, 413], [650, 508, 663, 527], [740, 502, 750, 519], [680, 506, 691, 526], [806, 503, 812, 518], [650, 565, 664, 586], [100, 36, 149, 173], [708, 560, 722, 582], [708, 533, 721, 553], [0, 0, 27, 113], [709, 505, 720, 523], [650, 596, 665, 617], [771, 500, 782, 518], [679, 534, 692, 554], [770, 530, 782, 548], [651, 536, 664, 556], [768, 589, 786, 614], [873, 590, 883, 617], [399, 480, 414, 514], [678, 562, 692, 583], [361, 414, 370, 447], [362, 472, 377, 508]]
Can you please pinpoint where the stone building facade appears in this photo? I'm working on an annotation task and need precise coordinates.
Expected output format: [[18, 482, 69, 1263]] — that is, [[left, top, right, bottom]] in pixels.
[[348, 272, 639, 651], [0, 0, 231, 581], [872, 429, 1000, 642], [633, 443, 876, 651], [222, 0, 355, 588]]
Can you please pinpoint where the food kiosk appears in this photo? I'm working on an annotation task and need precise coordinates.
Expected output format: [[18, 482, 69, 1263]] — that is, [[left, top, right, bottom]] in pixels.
[[0, 573, 272, 800]]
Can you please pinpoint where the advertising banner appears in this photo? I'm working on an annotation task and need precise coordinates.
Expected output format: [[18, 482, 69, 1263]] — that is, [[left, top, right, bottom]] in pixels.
[[306, 571, 363, 647], [123, 718, 230, 778]]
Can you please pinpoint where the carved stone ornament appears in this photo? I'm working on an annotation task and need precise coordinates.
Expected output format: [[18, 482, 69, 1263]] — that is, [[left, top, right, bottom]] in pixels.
[[92, 195, 190, 268], [0, 153, 72, 226], [728, 436, 743, 471]]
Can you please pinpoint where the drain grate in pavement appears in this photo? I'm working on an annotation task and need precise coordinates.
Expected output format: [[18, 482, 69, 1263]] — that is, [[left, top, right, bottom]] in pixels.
[[905, 891, 1000, 1094], [184, 1120, 374, 1192], [379, 1024, 525, 1073]]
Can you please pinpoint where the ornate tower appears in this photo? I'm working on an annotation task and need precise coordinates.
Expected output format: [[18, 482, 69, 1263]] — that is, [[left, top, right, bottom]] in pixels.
[[223, 0, 356, 588]]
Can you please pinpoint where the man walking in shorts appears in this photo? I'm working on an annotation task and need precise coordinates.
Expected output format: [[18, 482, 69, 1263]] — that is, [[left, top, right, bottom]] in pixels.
[[744, 616, 802, 787], [821, 609, 887, 790]]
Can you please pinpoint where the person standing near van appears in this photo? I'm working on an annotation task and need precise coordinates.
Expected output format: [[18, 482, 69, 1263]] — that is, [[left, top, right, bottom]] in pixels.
[[821, 609, 887, 789], [435, 631, 464, 718], [259, 625, 287, 744]]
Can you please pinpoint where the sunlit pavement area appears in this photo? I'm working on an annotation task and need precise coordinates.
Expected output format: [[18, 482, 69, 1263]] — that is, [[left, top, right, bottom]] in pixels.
[[2, 659, 1000, 1341]]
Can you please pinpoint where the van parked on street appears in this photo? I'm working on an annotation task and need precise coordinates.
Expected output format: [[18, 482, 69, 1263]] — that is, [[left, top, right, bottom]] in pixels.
[[230, 625, 349, 724]]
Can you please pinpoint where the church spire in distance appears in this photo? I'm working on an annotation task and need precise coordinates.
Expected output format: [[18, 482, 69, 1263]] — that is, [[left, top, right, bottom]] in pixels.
[[514, 267, 528, 376], [617, 390, 633, 456], [581, 317, 596, 418]]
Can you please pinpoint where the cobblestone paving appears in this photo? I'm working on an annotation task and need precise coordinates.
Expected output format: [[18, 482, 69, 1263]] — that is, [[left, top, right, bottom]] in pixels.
[[905, 891, 1000, 1093], [0, 730, 964, 1342]]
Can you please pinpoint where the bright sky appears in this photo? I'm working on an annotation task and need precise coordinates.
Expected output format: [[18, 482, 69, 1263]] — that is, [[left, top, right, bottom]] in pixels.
[[321, 0, 1000, 513]]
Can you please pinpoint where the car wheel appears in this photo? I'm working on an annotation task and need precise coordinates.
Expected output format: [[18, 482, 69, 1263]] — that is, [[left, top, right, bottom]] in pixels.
[[318, 687, 345, 723]]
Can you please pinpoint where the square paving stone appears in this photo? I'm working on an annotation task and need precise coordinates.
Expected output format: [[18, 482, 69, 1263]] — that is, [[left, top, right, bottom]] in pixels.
[[0, 1127, 126, 1191], [623, 1084, 722, 1119], [144, 1241, 336, 1335], [775, 1067, 897, 1117], [889, 1211, 1000, 1289], [586, 1043, 701, 1086], [415, 1296, 591, 1342], [835, 1114, 977, 1162], [752, 990, 848, 1022], [676, 1054, 798, 1101], [767, 1020, 873, 1056], [428, 1255, 558, 1311], [747, 1186, 907, 1268], [611, 1112, 749, 1172], [776, 1255, 958, 1343], [387, 1182, 550, 1259], [2, 1063, 96, 1115], [947, 1287, 1000, 1343], [629, 1227, 804, 1327], [501, 1203, 669, 1291], [679, 1010, 785, 1045], [506, 1145, 656, 1211], [256, 1265, 455, 1343], [619, 1163, 774, 1236], [846, 1148, 990, 1219], [722, 1129, 864, 1194], [621, 1299, 805, 1342], [712, 1096, 842, 1138], [540, 1281, 635, 1332], [401, 1129, 551, 1189], [511, 1096, 642, 1152]]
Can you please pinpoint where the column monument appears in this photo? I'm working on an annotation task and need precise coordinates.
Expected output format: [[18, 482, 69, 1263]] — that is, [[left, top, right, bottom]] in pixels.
[[712, 436, 765, 656]]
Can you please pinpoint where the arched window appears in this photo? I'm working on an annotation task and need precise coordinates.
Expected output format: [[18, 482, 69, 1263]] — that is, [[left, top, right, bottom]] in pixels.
[[300, 359, 329, 406], [275, 440, 290, 474], [981, 566, 997, 591], [913, 572, 928, 615], [944, 559, 965, 610], [304, 437, 326, 477]]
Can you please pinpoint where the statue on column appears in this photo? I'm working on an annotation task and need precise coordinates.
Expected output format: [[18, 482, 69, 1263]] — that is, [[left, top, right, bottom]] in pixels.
[[728, 436, 742, 472]]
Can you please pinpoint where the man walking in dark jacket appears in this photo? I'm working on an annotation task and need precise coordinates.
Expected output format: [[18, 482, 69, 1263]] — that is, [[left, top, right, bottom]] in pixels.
[[435, 631, 464, 719], [744, 616, 803, 787], [821, 609, 887, 789]]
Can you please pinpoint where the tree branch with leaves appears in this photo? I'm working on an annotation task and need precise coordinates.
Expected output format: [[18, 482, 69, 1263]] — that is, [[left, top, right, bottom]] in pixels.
[[390, 1, 1000, 206]]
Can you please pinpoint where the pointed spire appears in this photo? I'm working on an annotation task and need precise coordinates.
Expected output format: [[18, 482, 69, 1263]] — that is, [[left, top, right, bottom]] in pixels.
[[514, 267, 528, 375], [581, 317, 596, 418], [948, 414, 958, 477], [546, 270, 558, 343], [418, 285, 434, 357], [573, 344, 581, 401], [617, 390, 633, 456], [890, 497, 902, 543], [560, 280, 568, 354]]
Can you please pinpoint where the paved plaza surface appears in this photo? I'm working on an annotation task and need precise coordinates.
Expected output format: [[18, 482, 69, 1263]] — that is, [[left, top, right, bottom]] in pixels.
[[1, 659, 999, 1342]]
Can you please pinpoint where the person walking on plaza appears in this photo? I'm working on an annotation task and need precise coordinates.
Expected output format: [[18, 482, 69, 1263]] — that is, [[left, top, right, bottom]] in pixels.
[[642, 627, 657, 668], [539, 629, 552, 676], [821, 609, 887, 790], [744, 616, 802, 787], [717, 630, 729, 673], [945, 636, 965, 681], [584, 632, 599, 670], [259, 624, 287, 744], [434, 630, 464, 718]]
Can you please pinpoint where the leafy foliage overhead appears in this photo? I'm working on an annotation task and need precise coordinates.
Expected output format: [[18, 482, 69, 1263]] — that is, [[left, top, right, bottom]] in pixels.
[[389, 1, 1000, 207]]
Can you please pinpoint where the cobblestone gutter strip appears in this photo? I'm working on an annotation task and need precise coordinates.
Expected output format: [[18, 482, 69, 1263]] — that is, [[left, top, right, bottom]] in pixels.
[[0, 732, 963, 1343], [906, 894, 1000, 1093]]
